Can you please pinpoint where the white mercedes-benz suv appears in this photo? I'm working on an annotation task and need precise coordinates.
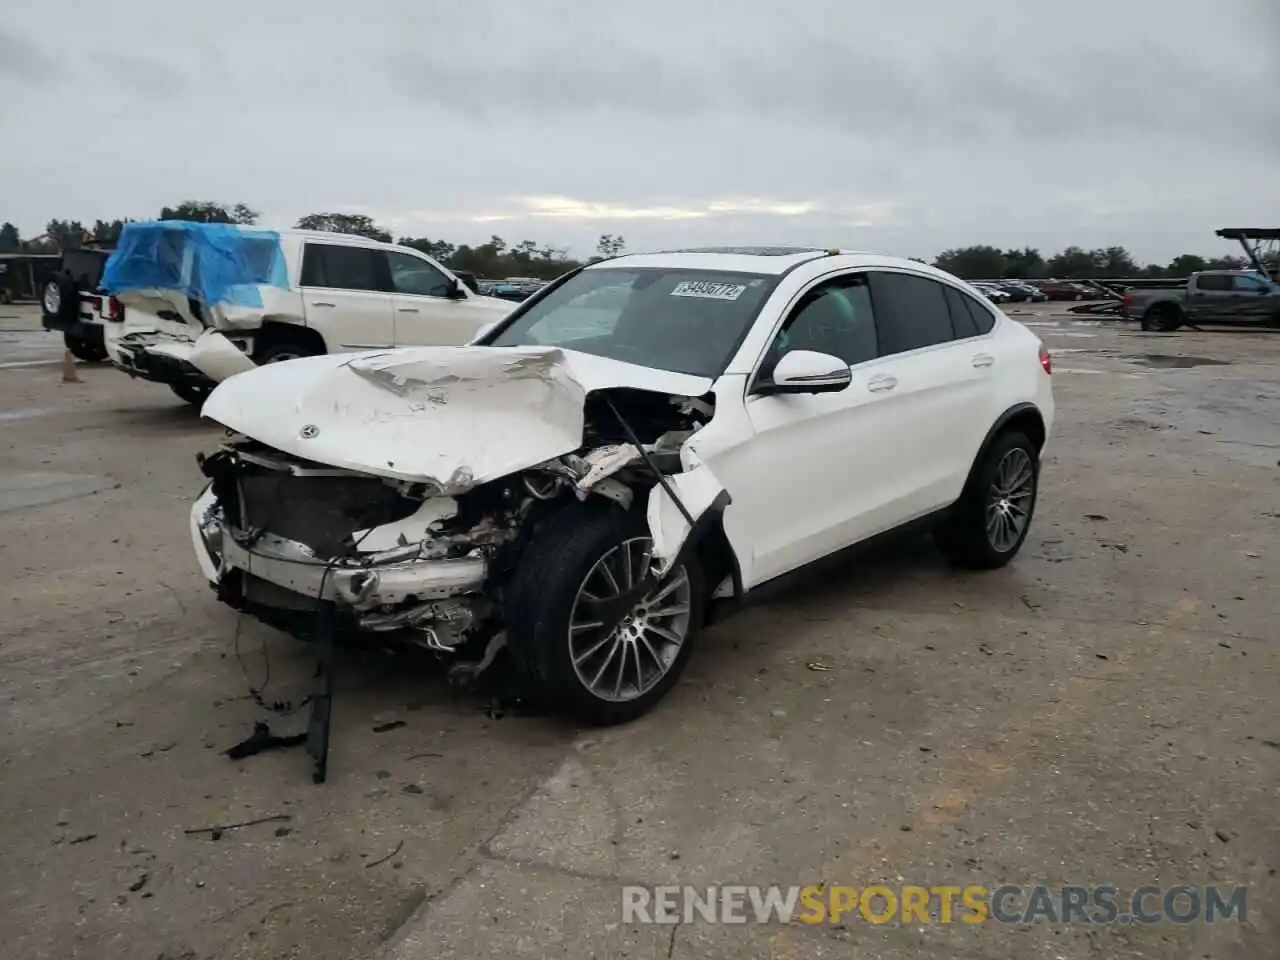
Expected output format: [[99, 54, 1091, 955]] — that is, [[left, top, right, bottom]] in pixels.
[[190, 246, 1054, 724]]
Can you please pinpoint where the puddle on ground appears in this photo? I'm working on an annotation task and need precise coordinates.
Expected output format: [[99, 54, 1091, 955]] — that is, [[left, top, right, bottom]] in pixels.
[[1126, 354, 1231, 369]]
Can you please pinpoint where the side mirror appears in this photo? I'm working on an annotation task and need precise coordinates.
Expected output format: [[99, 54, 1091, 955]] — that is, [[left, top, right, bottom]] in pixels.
[[446, 278, 466, 299], [754, 350, 852, 396]]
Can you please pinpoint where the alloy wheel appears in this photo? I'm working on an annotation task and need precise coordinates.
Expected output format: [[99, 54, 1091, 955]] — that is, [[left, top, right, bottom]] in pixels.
[[568, 537, 692, 702], [985, 447, 1034, 552]]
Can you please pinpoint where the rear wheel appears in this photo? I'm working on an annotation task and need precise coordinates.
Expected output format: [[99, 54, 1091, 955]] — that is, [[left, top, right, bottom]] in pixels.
[[936, 430, 1039, 570], [505, 502, 704, 725], [63, 332, 108, 363], [1141, 304, 1182, 332], [170, 383, 212, 405]]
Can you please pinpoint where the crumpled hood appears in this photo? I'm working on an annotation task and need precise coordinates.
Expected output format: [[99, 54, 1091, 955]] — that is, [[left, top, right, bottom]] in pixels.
[[200, 345, 714, 489]]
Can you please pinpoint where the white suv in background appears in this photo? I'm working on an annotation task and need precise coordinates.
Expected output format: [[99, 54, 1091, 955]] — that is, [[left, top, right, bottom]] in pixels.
[[189, 245, 1055, 725], [105, 225, 516, 404]]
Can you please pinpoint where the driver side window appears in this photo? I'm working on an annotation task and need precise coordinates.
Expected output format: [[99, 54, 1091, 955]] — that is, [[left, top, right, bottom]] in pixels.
[[760, 273, 879, 379], [385, 251, 454, 298], [1232, 274, 1270, 293]]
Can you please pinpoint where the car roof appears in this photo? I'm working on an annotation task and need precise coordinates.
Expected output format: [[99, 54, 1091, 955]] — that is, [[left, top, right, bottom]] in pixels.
[[587, 246, 960, 279]]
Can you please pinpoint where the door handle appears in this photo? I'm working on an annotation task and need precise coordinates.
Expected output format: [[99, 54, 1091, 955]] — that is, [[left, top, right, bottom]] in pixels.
[[867, 374, 897, 393], [972, 353, 995, 368], [310, 301, 335, 308], [397, 307, 419, 313]]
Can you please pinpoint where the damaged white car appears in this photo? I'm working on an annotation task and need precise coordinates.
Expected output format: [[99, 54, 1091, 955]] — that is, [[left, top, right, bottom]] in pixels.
[[191, 246, 1055, 724], [102, 221, 514, 405]]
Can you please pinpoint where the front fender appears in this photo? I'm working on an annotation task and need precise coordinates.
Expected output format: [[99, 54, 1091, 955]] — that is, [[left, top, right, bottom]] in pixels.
[[645, 458, 731, 579]]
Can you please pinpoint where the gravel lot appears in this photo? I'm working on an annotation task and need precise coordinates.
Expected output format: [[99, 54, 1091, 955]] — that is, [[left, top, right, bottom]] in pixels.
[[0, 302, 1275, 960]]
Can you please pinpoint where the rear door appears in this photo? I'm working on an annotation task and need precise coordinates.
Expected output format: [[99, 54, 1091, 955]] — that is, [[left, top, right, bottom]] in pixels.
[[381, 250, 495, 345], [864, 270, 984, 517], [1185, 273, 1234, 322], [299, 242, 394, 348]]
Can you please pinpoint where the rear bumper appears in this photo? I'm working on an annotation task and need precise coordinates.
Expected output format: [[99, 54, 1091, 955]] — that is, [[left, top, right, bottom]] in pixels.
[[111, 338, 216, 388], [109, 330, 256, 387], [43, 315, 105, 344]]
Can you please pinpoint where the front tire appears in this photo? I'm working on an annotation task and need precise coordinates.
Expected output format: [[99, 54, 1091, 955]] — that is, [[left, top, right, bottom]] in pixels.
[[505, 501, 704, 725], [936, 430, 1039, 570]]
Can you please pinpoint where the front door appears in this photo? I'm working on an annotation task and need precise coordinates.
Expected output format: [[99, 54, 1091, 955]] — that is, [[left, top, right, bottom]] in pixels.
[[1229, 273, 1277, 322], [383, 251, 497, 346], [701, 272, 905, 587]]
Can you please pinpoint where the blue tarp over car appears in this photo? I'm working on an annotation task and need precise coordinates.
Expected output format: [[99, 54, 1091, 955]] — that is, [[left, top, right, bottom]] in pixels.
[[103, 221, 290, 309]]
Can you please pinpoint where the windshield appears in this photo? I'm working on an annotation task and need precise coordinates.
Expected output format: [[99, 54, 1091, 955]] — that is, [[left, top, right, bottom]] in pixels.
[[488, 267, 779, 377]]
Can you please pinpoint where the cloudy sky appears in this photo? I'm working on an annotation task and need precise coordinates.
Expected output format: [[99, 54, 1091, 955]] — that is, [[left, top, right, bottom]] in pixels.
[[1, 0, 1276, 265]]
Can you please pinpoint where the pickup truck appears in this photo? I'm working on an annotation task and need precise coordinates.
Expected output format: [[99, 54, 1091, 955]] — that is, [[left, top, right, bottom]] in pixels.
[[1123, 270, 1280, 331]]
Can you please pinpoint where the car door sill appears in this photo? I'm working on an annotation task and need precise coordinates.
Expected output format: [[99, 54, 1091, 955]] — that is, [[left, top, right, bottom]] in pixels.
[[706, 506, 954, 624]]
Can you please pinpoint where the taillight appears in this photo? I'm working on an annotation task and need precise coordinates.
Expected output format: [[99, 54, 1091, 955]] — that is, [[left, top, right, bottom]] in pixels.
[[1039, 345, 1052, 374], [1121, 293, 1134, 308], [108, 296, 124, 322]]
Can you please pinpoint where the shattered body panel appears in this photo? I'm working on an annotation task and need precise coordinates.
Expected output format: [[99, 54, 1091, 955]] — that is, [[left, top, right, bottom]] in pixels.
[[192, 343, 724, 657]]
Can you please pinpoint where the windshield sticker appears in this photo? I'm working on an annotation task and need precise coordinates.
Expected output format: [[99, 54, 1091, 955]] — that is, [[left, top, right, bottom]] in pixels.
[[670, 280, 748, 301]]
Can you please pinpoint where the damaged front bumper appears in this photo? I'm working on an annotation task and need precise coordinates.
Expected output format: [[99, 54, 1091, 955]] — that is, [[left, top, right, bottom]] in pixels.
[[195, 509, 486, 611]]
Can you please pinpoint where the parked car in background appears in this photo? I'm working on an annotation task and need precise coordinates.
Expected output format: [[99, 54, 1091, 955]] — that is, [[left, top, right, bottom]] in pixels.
[[487, 280, 533, 302], [1121, 270, 1280, 331], [102, 222, 516, 404], [40, 247, 123, 362], [189, 245, 1054, 724], [971, 282, 1011, 304], [1035, 280, 1092, 301], [998, 281, 1048, 303]]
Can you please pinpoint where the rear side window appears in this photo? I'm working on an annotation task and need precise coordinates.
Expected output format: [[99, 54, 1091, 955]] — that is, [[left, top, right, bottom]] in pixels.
[[300, 244, 384, 292], [867, 272, 956, 355], [1195, 274, 1231, 291], [943, 285, 996, 336]]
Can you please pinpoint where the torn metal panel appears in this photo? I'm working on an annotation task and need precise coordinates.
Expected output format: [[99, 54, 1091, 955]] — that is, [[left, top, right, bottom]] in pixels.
[[644, 456, 729, 576], [351, 497, 459, 553], [189, 330, 257, 381], [200, 345, 714, 491], [575, 443, 645, 492]]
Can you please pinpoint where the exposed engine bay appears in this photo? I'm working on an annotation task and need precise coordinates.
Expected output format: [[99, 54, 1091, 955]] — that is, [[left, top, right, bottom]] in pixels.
[[192, 386, 717, 667]]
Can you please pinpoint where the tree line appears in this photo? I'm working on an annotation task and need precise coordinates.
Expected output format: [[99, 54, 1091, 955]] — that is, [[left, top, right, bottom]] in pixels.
[[0, 200, 1265, 281], [928, 244, 1258, 281], [0, 202, 622, 281]]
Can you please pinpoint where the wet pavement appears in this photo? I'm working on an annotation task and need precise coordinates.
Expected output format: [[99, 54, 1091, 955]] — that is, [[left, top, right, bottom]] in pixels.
[[0, 303, 1275, 960]]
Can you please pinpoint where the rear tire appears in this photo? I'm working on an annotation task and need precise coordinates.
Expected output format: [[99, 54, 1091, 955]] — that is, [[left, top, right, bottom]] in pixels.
[[505, 501, 704, 725], [64, 332, 108, 363], [935, 430, 1039, 570], [1141, 304, 1182, 332], [170, 383, 212, 406]]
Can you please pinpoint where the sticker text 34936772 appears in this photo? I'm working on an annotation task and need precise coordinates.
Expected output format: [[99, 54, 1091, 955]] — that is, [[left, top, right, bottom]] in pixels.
[[670, 280, 748, 301]]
